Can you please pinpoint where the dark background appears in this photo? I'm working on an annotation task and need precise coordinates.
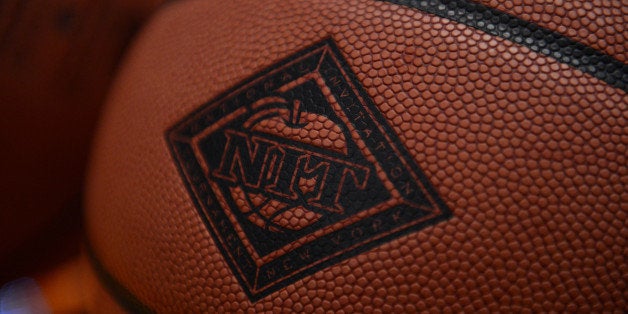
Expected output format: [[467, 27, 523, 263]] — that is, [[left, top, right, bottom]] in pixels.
[[0, 0, 165, 295]]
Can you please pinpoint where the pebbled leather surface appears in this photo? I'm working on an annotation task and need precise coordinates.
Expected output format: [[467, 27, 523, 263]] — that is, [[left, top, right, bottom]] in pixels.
[[387, 0, 627, 91], [85, 0, 627, 312], [470, 0, 627, 63]]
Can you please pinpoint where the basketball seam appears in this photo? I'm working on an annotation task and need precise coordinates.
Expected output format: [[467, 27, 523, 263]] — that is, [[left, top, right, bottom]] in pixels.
[[85, 242, 155, 314], [383, 0, 628, 92]]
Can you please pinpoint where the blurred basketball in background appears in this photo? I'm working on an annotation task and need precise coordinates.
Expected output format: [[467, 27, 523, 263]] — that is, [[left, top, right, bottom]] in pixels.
[[84, 0, 626, 312], [0, 0, 164, 285]]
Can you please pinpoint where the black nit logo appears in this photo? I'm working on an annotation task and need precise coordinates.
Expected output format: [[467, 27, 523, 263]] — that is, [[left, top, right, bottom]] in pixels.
[[166, 39, 451, 301]]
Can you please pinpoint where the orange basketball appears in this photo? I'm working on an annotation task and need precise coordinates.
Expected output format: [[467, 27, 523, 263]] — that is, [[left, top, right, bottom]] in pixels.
[[84, 0, 626, 312]]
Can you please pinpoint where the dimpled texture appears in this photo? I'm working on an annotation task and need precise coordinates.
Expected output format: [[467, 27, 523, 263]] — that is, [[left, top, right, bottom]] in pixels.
[[472, 0, 627, 63], [251, 111, 348, 154], [85, 0, 627, 312]]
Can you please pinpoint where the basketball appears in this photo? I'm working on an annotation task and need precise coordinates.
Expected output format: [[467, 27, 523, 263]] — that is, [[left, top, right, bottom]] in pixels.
[[84, 0, 626, 312]]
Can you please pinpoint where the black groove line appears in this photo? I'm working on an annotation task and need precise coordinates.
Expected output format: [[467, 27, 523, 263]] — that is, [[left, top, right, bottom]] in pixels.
[[85, 242, 154, 314], [385, 0, 628, 92]]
